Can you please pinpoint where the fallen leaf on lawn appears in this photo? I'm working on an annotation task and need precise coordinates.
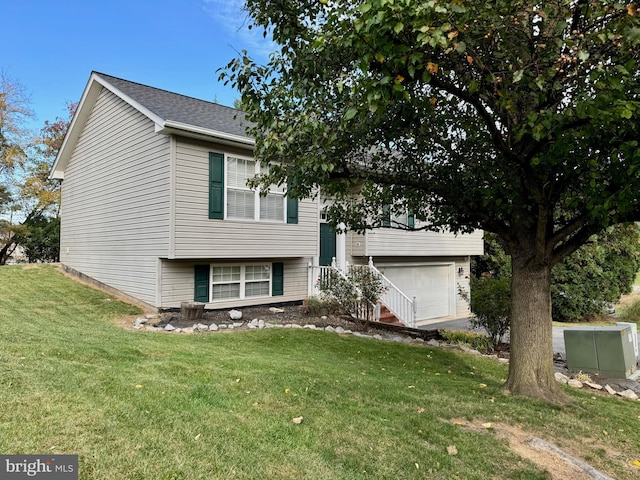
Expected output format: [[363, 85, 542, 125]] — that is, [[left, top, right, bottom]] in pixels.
[[292, 416, 304, 425], [482, 422, 492, 429], [285, 388, 290, 394], [235, 378, 240, 383], [633, 459, 640, 467], [407, 385, 416, 388], [603, 430, 608, 436], [415, 463, 420, 469], [417, 408, 425, 414], [361, 371, 366, 375], [479, 383, 487, 388], [194, 434, 201, 440], [135, 384, 143, 389], [453, 421, 463, 426], [252, 402, 259, 407], [447, 445, 458, 455]]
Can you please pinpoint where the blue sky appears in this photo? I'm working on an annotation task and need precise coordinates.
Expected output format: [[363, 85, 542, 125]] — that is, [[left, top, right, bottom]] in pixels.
[[2, 0, 272, 130]]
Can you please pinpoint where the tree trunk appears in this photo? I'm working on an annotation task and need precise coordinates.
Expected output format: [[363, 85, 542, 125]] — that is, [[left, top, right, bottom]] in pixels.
[[503, 255, 569, 404]]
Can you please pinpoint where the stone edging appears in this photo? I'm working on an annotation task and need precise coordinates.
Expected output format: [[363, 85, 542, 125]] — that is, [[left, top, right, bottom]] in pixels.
[[133, 313, 639, 401]]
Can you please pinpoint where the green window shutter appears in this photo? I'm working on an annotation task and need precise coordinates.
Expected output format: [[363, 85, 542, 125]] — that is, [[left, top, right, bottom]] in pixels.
[[194, 265, 210, 302], [209, 152, 224, 219], [286, 197, 298, 224], [408, 210, 415, 229], [272, 262, 284, 296], [382, 205, 391, 227]]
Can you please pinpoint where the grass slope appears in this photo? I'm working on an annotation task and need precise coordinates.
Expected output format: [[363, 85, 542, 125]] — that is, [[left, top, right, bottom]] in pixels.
[[1, 265, 639, 479]]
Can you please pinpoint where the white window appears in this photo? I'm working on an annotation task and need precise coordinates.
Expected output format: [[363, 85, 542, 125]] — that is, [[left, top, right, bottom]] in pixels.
[[226, 156, 285, 222], [211, 264, 271, 301]]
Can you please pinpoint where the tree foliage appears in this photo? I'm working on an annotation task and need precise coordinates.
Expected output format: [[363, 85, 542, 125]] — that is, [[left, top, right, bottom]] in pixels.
[[0, 72, 33, 174], [224, 0, 640, 403], [477, 226, 640, 322], [551, 223, 640, 321], [0, 80, 74, 264]]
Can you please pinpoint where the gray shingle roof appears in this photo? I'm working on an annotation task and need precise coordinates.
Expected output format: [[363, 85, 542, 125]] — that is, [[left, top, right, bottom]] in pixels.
[[94, 72, 251, 139]]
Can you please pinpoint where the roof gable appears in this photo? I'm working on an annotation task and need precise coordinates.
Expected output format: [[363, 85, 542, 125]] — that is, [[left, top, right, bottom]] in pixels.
[[50, 72, 253, 179]]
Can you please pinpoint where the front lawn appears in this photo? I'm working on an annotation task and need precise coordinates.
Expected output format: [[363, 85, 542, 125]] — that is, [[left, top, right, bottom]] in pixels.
[[1, 264, 639, 479]]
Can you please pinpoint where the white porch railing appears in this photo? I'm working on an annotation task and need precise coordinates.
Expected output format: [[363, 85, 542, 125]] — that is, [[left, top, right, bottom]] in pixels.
[[360, 258, 417, 328], [308, 257, 416, 328]]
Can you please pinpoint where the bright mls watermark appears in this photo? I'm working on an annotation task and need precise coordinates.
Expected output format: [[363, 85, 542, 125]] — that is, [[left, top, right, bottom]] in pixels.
[[1, 455, 78, 479]]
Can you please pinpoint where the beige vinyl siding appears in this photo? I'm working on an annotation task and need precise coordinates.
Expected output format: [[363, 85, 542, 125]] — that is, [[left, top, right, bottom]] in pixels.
[[160, 258, 310, 309], [59, 86, 170, 306], [172, 138, 317, 259], [360, 228, 483, 257]]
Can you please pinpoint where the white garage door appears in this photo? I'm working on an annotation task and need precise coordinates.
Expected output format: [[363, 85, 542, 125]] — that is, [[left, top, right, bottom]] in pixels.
[[381, 265, 453, 320]]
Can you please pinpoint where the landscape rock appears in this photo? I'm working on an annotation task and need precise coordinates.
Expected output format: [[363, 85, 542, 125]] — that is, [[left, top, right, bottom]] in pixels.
[[426, 339, 440, 347], [248, 319, 259, 328], [218, 324, 227, 329], [229, 309, 243, 320], [617, 389, 639, 400], [567, 379, 583, 388], [373, 334, 383, 340], [554, 372, 570, 384], [145, 313, 157, 319], [303, 324, 316, 329], [165, 324, 176, 331], [181, 327, 194, 334], [291, 324, 303, 329], [604, 385, 617, 395], [233, 322, 243, 328], [269, 307, 285, 314], [195, 323, 209, 332], [209, 323, 219, 331], [321, 315, 328, 321], [585, 381, 603, 390], [335, 326, 345, 334], [325, 326, 336, 333], [258, 320, 265, 329], [134, 318, 148, 329]]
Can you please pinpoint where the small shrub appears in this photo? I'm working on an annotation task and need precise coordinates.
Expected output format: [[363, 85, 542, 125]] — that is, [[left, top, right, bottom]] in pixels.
[[304, 296, 341, 316], [618, 298, 640, 324], [317, 266, 386, 321], [440, 329, 493, 354], [459, 274, 510, 352]]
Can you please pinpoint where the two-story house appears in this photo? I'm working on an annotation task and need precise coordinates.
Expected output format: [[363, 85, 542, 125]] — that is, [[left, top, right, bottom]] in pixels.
[[51, 72, 483, 325]]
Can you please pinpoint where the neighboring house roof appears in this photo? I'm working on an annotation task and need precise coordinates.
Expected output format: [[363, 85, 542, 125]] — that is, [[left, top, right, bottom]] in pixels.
[[51, 72, 254, 179]]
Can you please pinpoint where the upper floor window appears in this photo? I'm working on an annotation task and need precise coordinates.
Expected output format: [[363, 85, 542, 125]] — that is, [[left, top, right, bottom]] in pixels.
[[208, 152, 298, 223]]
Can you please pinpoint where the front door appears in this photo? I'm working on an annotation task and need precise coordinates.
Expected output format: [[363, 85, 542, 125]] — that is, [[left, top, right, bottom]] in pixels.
[[319, 223, 336, 266]]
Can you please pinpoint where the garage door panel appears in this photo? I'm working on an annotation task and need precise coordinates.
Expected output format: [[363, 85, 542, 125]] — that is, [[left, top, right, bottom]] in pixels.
[[382, 265, 451, 320]]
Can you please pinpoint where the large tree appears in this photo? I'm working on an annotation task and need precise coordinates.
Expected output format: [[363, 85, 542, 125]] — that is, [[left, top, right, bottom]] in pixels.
[[224, 1, 640, 403]]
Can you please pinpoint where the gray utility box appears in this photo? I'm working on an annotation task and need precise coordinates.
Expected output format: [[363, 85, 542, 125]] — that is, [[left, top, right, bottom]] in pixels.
[[564, 325, 637, 379]]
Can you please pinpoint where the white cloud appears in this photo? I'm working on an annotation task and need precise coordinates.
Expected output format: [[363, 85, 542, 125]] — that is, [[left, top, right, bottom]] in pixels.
[[202, 0, 276, 60]]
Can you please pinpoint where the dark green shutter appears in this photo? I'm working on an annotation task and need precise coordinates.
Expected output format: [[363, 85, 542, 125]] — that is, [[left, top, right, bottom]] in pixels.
[[272, 262, 284, 296], [209, 152, 224, 219], [286, 177, 298, 224], [194, 265, 210, 302], [286, 197, 298, 224], [382, 205, 391, 227], [408, 210, 415, 229]]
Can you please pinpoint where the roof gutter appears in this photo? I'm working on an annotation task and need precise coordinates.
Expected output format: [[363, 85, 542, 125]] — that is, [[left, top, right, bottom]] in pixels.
[[156, 120, 255, 147]]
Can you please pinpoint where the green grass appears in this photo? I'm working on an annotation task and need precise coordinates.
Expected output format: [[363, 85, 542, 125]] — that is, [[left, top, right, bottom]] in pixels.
[[1, 265, 640, 479]]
